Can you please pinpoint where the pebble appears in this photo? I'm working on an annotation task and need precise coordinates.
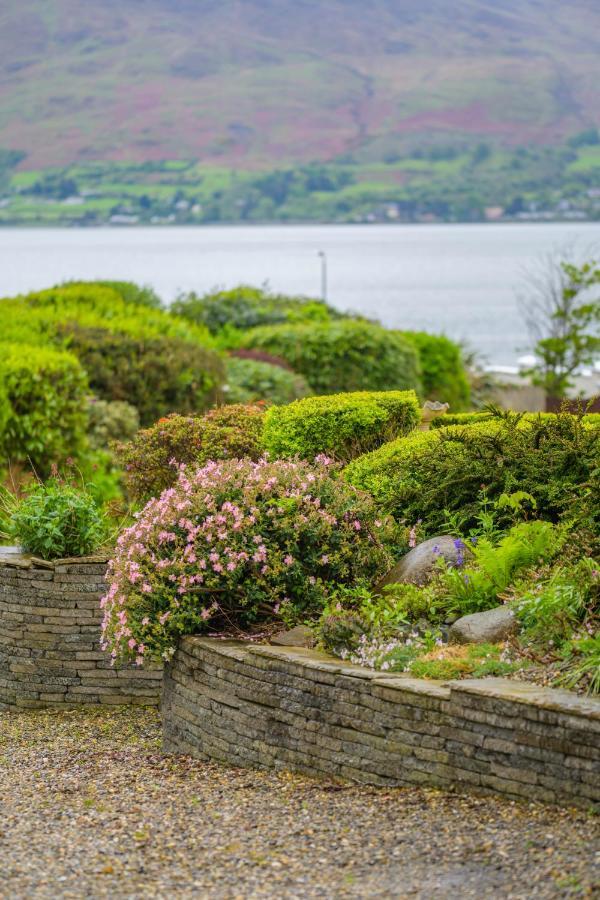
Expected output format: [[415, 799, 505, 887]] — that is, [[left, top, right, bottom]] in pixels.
[[0, 707, 598, 898]]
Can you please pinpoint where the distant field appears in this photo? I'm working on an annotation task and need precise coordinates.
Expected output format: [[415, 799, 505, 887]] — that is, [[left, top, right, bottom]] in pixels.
[[0, 141, 598, 225]]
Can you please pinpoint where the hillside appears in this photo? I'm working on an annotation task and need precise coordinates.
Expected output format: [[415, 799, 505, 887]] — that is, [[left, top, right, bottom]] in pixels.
[[1, 0, 599, 170]]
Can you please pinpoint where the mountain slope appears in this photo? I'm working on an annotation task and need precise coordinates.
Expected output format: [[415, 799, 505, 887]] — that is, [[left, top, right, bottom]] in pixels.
[[0, 0, 599, 169]]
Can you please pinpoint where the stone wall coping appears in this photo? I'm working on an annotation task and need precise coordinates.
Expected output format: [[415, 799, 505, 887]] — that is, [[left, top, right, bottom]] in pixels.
[[184, 635, 599, 719], [0, 545, 109, 570]]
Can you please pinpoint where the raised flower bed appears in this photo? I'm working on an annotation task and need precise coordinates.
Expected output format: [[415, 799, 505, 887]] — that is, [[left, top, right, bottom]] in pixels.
[[0, 547, 161, 709]]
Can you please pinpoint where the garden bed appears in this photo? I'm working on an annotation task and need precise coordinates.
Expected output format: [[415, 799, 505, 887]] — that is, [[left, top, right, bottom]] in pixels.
[[0, 547, 161, 709], [163, 637, 600, 810]]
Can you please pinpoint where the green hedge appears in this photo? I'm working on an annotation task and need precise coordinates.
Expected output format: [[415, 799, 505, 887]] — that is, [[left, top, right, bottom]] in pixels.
[[400, 332, 470, 411], [430, 411, 600, 429], [263, 391, 421, 462], [344, 412, 600, 532], [171, 284, 344, 334], [59, 324, 224, 426], [0, 344, 89, 475], [225, 356, 311, 406], [0, 283, 225, 424], [239, 320, 422, 395]]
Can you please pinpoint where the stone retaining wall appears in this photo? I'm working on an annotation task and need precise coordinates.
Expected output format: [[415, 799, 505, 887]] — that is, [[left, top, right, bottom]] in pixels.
[[0, 547, 161, 708], [163, 637, 600, 809]]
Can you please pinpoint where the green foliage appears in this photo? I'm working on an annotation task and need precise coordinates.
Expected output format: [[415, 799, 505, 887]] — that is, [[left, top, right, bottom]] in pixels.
[[9, 480, 106, 560], [262, 391, 421, 462], [559, 634, 600, 694], [91, 281, 163, 309], [407, 644, 516, 680], [114, 404, 266, 502], [0, 343, 89, 476], [60, 324, 224, 425], [524, 260, 600, 398], [224, 356, 311, 406], [400, 332, 470, 410], [345, 410, 600, 533], [240, 320, 422, 395], [513, 558, 598, 645], [172, 284, 344, 334], [87, 399, 140, 451], [437, 521, 560, 617]]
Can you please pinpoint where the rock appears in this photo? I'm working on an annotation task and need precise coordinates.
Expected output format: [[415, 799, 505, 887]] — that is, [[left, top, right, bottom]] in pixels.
[[376, 535, 470, 590], [270, 624, 315, 648], [449, 606, 518, 645]]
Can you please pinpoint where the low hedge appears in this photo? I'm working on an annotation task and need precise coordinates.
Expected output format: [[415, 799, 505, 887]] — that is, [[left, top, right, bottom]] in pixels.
[[0, 343, 89, 475], [239, 320, 422, 395], [430, 410, 600, 429], [263, 391, 421, 462], [344, 412, 600, 532], [401, 332, 470, 411], [225, 356, 311, 406]]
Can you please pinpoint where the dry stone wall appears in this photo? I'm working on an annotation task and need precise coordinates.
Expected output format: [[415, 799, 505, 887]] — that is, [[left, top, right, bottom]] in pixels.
[[0, 547, 161, 708], [163, 637, 600, 809]]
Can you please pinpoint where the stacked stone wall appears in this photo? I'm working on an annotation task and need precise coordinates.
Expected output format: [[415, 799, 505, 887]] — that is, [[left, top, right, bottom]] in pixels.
[[0, 548, 161, 708], [163, 637, 600, 809]]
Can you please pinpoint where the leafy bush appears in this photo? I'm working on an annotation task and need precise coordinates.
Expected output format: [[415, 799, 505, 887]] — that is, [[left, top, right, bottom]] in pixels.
[[92, 280, 162, 308], [263, 391, 420, 462], [239, 320, 422, 395], [60, 324, 224, 425], [0, 343, 89, 476], [401, 332, 470, 410], [225, 356, 311, 406], [114, 404, 266, 502], [87, 399, 140, 450], [171, 284, 343, 334], [101, 456, 397, 663], [9, 481, 106, 560], [430, 410, 600, 429], [345, 411, 600, 532]]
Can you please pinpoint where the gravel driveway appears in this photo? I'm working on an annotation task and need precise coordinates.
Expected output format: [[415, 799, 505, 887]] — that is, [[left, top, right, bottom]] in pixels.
[[0, 707, 598, 899]]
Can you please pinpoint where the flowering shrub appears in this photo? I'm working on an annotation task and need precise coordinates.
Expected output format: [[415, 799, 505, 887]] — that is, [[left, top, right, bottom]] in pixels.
[[101, 456, 397, 663], [114, 404, 266, 502]]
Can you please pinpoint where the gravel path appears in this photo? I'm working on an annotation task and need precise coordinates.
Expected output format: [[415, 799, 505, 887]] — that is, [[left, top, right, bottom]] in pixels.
[[0, 707, 598, 899]]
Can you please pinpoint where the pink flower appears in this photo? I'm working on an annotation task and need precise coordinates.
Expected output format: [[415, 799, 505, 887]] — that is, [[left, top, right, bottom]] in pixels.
[[284, 554, 294, 566], [320, 554, 329, 564], [200, 607, 212, 620], [159, 611, 170, 625], [353, 520, 362, 531]]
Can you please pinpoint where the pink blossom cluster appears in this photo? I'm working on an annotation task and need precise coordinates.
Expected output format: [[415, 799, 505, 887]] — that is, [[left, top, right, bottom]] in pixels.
[[101, 456, 395, 664]]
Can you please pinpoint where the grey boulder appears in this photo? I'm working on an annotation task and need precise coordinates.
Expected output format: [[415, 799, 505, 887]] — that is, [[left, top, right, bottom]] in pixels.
[[270, 624, 315, 648], [376, 535, 470, 591], [449, 606, 518, 645]]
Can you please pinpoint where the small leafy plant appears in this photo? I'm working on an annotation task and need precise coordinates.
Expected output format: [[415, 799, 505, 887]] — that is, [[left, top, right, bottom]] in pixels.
[[10, 480, 106, 560]]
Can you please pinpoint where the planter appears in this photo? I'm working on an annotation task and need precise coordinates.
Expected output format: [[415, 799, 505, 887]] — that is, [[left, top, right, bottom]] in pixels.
[[163, 636, 600, 810], [0, 547, 161, 709]]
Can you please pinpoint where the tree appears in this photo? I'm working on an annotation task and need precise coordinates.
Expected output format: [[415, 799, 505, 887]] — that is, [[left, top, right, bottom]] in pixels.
[[520, 256, 600, 398]]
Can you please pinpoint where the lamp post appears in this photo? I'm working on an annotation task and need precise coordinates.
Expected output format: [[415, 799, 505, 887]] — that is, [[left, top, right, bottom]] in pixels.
[[318, 250, 327, 303]]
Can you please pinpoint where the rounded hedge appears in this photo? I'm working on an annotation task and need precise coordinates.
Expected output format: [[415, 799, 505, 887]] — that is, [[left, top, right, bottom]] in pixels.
[[400, 332, 470, 411], [115, 404, 266, 502], [263, 390, 421, 462], [225, 356, 311, 406], [0, 343, 89, 476], [239, 320, 422, 395], [344, 412, 600, 532]]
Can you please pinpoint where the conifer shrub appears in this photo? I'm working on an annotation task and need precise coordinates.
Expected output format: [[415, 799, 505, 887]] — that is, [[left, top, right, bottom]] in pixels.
[[239, 320, 422, 395], [344, 411, 600, 532], [114, 404, 266, 502], [263, 390, 420, 462]]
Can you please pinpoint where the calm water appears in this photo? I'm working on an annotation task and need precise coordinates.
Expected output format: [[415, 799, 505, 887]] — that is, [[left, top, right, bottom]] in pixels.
[[1, 223, 599, 364]]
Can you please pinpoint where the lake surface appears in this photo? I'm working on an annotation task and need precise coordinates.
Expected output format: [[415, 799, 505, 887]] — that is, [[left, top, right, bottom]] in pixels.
[[1, 223, 599, 364]]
